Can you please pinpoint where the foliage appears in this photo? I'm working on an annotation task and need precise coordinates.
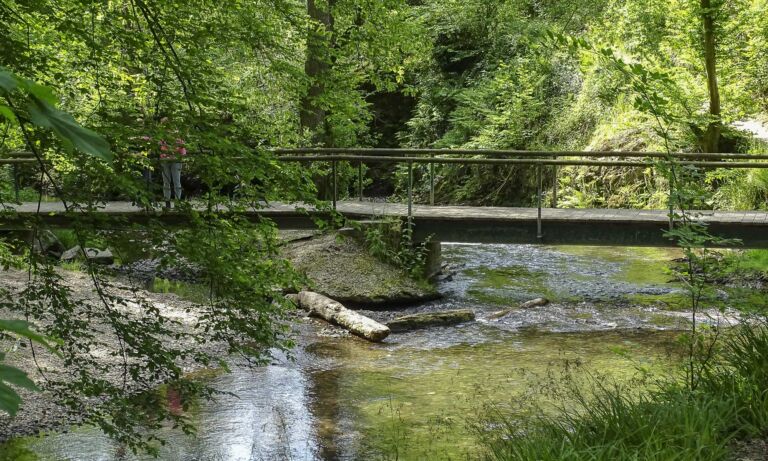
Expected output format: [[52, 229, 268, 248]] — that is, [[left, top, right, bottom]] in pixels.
[[359, 219, 430, 279], [477, 321, 768, 461], [0, 320, 56, 417], [1, 0, 768, 455], [477, 19, 761, 459], [0, 3, 322, 453], [387, 0, 768, 207], [1, 67, 105, 419]]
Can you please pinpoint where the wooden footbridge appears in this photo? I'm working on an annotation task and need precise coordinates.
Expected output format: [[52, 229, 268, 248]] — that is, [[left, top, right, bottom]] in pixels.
[[5, 200, 768, 248], [4, 148, 768, 248]]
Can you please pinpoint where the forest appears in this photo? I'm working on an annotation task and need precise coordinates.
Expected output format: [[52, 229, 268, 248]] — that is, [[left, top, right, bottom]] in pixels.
[[1, 0, 768, 460]]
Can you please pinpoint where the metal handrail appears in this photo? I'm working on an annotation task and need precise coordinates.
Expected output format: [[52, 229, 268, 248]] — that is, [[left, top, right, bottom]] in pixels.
[[5, 148, 768, 240], [276, 154, 768, 168], [273, 147, 768, 161], [273, 149, 768, 238]]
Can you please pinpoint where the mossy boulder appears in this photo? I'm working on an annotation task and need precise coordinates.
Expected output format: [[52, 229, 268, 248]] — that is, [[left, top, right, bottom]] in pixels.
[[281, 233, 440, 308]]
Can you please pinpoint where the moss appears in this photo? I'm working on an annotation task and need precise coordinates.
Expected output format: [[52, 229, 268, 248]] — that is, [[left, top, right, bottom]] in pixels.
[[626, 292, 692, 310], [0, 439, 38, 461], [59, 260, 84, 272], [648, 313, 683, 328], [466, 288, 518, 306], [573, 312, 595, 320], [626, 287, 768, 313], [722, 249, 768, 280], [464, 266, 546, 289], [282, 232, 438, 306]]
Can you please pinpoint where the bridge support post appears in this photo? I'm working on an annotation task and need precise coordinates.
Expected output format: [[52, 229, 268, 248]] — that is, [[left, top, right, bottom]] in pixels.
[[423, 240, 442, 279], [13, 164, 19, 202]]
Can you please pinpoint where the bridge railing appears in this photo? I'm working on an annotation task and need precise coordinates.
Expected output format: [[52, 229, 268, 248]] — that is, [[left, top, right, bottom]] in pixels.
[[273, 148, 768, 237], [0, 151, 37, 202], [5, 148, 768, 236]]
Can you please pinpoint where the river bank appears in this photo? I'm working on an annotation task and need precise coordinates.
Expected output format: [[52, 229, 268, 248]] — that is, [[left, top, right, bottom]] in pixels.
[[0, 229, 441, 445]]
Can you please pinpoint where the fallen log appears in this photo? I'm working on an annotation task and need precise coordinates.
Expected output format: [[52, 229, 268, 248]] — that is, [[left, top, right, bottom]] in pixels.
[[295, 291, 390, 342], [488, 297, 549, 320], [387, 309, 475, 333]]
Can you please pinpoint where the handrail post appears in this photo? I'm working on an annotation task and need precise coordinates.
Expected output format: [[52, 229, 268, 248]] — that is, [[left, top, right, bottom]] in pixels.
[[407, 160, 413, 223], [358, 161, 363, 201], [13, 164, 19, 202], [668, 184, 674, 232], [551, 165, 558, 208], [332, 160, 337, 211], [667, 164, 674, 231], [537, 164, 543, 240], [429, 158, 435, 206]]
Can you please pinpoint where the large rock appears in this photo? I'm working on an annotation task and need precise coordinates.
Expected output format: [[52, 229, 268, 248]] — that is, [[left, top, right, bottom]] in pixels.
[[60, 246, 114, 265], [281, 233, 440, 308], [386, 309, 475, 333]]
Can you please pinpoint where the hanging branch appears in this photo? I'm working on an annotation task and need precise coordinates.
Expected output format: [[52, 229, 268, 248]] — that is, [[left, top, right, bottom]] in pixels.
[[5, 94, 132, 390], [131, 0, 198, 116]]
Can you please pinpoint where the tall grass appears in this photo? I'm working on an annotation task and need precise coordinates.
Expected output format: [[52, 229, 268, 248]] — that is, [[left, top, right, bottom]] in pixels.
[[478, 321, 768, 461]]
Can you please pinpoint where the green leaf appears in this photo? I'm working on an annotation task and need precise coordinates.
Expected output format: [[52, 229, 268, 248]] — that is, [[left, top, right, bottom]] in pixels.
[[27, 97, 112, 162], [0, 382, 22, 417], [0, 319, 55, 351], [0, 69, 18, 94], [0, 365, 38, 392], [21, 79, 57, 105], [0, 105, 16, 123]]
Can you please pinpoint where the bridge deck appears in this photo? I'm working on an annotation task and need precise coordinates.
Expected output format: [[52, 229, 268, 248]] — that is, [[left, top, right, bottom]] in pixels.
[[4, 201, 768, 247]]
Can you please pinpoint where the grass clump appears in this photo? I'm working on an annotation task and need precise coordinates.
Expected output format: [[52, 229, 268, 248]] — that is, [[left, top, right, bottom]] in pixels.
[[723, 249, 768, 278], [477, 321, 768, 461]]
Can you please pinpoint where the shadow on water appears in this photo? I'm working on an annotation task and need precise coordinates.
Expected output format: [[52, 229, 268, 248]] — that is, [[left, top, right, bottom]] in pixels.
[[18, 243, 715, 460]]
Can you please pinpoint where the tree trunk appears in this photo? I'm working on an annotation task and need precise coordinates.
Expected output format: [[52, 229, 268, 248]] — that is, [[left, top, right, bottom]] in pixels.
[[295, 291, 390, 342], [300, 0, 334, 144], [701, 0, 721, 153]]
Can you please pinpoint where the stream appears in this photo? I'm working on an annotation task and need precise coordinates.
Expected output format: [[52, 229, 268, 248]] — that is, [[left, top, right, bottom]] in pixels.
[[17, 243, 743, 460]]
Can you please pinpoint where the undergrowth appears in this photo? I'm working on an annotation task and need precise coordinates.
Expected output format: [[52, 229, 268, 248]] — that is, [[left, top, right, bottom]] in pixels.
[[358, 218, 431, 280], [477, 320, 768, 461]]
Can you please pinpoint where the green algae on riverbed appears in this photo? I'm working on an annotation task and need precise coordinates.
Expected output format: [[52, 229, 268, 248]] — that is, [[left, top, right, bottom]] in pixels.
[[465, 265, 557, 305], [461, 246, 682, 307], [628, 286, 768, 313], [554, 246, 680, 285], [0, 439, 37, 461], [307, 328, 682, 460]]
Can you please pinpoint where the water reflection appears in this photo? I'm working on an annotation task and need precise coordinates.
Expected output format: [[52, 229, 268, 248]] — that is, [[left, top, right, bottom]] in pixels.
[[31, 357, 319, 461]]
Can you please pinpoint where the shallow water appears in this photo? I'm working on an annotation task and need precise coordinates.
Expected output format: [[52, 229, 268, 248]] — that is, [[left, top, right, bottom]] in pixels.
[[18, 244, 727, 460]]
